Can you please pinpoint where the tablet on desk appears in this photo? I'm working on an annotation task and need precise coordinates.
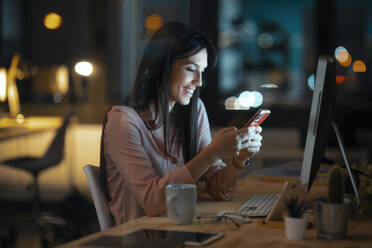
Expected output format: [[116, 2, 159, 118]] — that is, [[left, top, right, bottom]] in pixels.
[[264, 180, 306, 223], [81, 228, 224, 247]]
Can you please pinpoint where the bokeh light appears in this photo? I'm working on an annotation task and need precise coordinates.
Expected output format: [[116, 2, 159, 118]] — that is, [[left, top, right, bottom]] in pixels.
[[145, 14, 163, 31], [307, 74, 315, 90], [0, 68, 7, 102], [16, 114, 24, 124], [260, 83, 278, 88], [336, 75, 346, 84], [225, 91, 264, 110], [239, 91, 255, 108], [44, 12, 62, 30], [56, 66, 69, 94], [334, 46, 347, 61], [218, 30, 238, 48], [257, 33, 274, 49], [352, 60, 366, 72], [339, 53, 352, 67], [225, 96, 240, 110], [251, 91, 263, 107], [334, 46, 352, 67], [74, 61, 93, 76]]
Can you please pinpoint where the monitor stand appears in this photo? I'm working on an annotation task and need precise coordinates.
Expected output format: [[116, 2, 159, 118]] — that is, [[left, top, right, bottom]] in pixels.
[[330, 121, 360, 208]]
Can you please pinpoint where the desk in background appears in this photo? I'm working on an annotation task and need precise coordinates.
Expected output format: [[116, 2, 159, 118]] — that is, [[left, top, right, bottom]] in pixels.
[[0, 116, 62, 141], [57, 175, 372, 248]]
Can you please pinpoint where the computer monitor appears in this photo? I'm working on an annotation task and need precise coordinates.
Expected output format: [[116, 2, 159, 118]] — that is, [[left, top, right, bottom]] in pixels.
[[300, 55, 336, 193]]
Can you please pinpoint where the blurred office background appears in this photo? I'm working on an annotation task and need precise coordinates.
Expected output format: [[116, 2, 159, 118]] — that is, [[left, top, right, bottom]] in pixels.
[[0, 0, 371, 247]]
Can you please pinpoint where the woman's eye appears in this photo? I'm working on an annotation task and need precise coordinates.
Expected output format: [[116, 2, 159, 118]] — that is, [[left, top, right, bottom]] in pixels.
[[186, 68, 195, 72]]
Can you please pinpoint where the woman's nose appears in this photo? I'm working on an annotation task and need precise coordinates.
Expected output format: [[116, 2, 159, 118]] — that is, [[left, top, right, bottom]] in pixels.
[[193, 71, 202, 87]]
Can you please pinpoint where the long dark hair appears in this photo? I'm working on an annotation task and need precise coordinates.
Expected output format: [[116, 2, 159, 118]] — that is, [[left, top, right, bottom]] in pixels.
[[130, 22, 216, 163]]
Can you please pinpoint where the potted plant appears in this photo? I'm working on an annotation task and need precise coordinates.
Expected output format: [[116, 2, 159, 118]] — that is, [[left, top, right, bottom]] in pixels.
[[314, 164, 351, 239], [284, 196, 307, 240]]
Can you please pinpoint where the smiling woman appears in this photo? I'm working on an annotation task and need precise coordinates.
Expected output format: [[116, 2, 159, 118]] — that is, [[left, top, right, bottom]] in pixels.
[[99, 22, 264, 225]]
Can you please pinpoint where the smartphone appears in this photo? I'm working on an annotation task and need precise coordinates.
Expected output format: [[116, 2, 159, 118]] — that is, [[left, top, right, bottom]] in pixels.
[[244, 109, 271, 127]]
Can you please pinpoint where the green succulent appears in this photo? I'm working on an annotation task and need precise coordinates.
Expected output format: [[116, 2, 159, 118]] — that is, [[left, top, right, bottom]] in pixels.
[[285, 196, 304, 218], [328, 164, 345, 204]]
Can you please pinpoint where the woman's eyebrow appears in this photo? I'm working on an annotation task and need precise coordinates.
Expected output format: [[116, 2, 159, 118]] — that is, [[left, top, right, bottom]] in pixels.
[[185, 62, 208, 70], [185, 62, 200, 67]]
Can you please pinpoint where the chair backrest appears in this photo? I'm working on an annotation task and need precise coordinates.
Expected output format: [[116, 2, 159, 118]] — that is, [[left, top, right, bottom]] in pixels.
[[83, 164, 113, 231], [42, 108, 75, 166]]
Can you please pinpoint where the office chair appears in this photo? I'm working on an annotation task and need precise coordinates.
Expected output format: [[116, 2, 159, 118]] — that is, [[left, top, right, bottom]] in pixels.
[[1, 108, 75, 218], [83, 164, 113, 231]]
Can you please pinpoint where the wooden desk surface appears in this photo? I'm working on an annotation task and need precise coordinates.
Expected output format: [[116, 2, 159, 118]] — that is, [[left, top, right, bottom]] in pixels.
[[58, 176, 372, 248], [0, 116, 62, 141]]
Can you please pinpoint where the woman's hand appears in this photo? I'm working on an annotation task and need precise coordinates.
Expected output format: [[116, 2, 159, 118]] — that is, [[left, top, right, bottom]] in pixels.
[[208, 127, 243, 160], [233, 126, 263, 166]]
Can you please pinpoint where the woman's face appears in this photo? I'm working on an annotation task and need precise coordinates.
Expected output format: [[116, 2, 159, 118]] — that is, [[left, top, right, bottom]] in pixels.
[[169, 48, 208, 108]]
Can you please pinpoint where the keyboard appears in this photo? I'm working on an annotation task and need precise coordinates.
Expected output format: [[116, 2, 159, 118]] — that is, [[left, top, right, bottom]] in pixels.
[[238, 193, 279, 217]]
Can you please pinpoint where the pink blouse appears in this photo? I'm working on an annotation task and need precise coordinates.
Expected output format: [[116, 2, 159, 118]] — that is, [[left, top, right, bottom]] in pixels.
[[103, 99, 235, 224]]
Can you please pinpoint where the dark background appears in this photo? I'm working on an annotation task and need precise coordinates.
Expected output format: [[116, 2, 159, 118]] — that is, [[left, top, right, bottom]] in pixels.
[[1, 0, 371, 148], [0, 0, 372, 247]]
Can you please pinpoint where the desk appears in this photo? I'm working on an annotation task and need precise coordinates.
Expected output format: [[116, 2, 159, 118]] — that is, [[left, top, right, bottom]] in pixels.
[[0, 116, 62, 141], [58, 176, 372, 248]]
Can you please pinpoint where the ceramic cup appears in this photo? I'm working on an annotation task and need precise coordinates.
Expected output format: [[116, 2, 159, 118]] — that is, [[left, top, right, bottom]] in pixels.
[[165, 184, 196, 225]]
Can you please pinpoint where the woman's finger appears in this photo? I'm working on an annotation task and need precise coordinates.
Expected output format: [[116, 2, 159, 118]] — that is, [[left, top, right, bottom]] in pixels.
[[219, 126, 237, 133], [247, 147, 260, 154], [255, 126, 262, 134], [246, 140, 261, 148], [240, 140, 261, 149], [240, 133, 262, 144]]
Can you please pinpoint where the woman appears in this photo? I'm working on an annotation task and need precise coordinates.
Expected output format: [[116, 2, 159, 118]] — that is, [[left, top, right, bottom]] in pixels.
[[100, 22, 263, 225]]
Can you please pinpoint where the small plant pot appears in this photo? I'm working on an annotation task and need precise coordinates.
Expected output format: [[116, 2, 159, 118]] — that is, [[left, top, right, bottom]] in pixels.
[[284, 216, 307, 240], [314, 198, 351, 240]]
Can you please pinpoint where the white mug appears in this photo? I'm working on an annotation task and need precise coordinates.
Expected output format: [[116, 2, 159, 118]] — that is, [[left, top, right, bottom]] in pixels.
[[166, 184, 196, 225]]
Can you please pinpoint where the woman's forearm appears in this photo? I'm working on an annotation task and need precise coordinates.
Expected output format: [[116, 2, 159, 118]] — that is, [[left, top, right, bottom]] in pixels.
[[185, 145, 218, 181], [186, 145, 242, 189], [217, 160, 241, 188], [202, 160, 242, 200]]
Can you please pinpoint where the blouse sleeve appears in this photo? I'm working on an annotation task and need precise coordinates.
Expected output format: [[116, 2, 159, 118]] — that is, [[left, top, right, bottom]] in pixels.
[[105, 109, 194, 217], [196, 100, 237, 200]]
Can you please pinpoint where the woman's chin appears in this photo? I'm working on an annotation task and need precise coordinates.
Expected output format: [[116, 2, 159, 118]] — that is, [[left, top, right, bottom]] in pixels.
[[182, 99, 191, 105], [177, 97, 191, 106]]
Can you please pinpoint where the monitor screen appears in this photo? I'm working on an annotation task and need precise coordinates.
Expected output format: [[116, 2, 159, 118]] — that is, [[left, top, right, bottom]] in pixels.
[[300, 56, 336, 192]]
